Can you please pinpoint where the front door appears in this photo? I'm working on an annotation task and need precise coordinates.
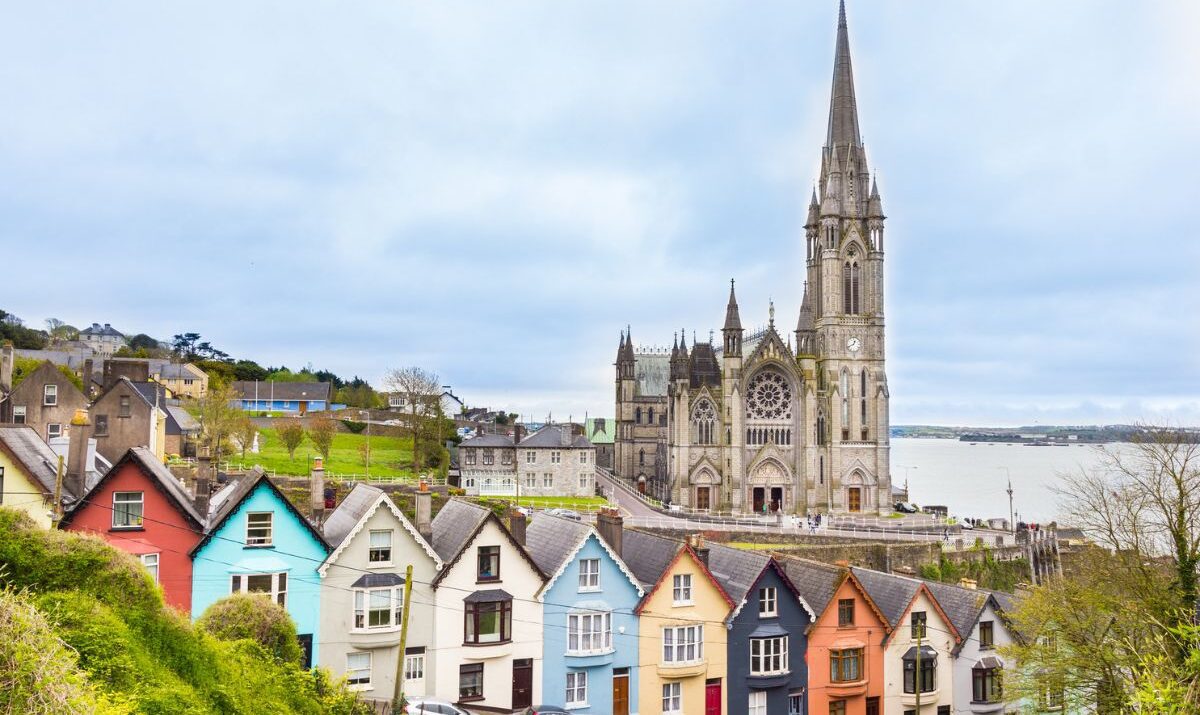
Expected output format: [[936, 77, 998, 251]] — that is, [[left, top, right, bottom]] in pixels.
[[612, 669, 629, 715], [696, 487, 710, 511], [752, 487, 765, 513], [512, 658, 533, 710], [848, 487, 862, 513], [770, 487, 783, 512], [638, 478, 646, 495], [704, 678, 722, 715]]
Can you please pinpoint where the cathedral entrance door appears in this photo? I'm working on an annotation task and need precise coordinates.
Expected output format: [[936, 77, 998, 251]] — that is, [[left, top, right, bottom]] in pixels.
[[696, 487, 710, 511], [752, 487, 765, 514], [848, 487, 862, 513], [770, 487, 783, 513]]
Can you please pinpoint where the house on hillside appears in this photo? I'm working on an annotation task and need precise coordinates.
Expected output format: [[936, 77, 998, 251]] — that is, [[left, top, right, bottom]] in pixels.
[[89, 377, 168, 463], [429, 500, 546, 711], [458, 424, 596, 498], [79, 323, 126, 357], [190, 468, 329, 667], [526, 509, 643, 714], [0, 425, 67, 528], [317, 484, 443, 705], [61, 447, 207, 612], [151, 362, 208, 399], [0, 359, 88, 441], [231, 380, 332, 414], [386, 389, 463, 417], [626, 531, 734, 715]]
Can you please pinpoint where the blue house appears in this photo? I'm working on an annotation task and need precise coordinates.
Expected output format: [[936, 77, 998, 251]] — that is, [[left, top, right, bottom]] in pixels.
[[190, 468, 329, 667], [525, 510, 643, 714], [230, 381, 332, 414], [707, 543, 813, 715]]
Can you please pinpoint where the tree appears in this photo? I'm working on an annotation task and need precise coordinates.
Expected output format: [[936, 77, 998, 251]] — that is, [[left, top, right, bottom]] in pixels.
[[233, 416, 257, 460], [0, 311, 47, 349], [197, 593, 303, 664], [43, 318, 77, 346], [383, 366, 441, 475], [233, 359, 269, 382], [307, 417, 337, 462], [277, 421, 306, 460], [193, 384, 243, 465], [127, 333, 161, 352]]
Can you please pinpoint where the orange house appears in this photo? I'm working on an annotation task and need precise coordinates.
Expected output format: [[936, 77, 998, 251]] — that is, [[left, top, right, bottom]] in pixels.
[[782, 558, 889, 715]]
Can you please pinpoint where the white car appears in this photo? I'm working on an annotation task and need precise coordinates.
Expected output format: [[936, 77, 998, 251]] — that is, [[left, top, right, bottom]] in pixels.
[[405, 697, 473, 715]]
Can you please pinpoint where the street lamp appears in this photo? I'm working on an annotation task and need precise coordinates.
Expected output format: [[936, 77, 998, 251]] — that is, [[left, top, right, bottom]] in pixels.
[[997, 466, 1013, 534], [896, 465, 918, 498], [360, 410, 371, 479]]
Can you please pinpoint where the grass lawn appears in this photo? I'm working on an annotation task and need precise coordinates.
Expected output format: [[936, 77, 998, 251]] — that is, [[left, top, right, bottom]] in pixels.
[[235, 428, 416, 479], [727, 542, 791, 551], [496, 495, 613, 510]]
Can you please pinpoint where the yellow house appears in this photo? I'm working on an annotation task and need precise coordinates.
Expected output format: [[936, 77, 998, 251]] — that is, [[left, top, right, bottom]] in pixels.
[[151, 362, 208, 399], [627, 532, 734, 715], [0, 425, 60, 528]]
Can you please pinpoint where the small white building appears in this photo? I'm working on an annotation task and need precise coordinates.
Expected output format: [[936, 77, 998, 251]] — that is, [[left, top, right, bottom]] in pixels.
[[459, 424, 596, 498], [78, 323, 126, 358]]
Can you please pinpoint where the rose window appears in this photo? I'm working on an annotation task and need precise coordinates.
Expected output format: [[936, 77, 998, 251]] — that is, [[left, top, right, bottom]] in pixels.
[[747, 371, 792, 420]]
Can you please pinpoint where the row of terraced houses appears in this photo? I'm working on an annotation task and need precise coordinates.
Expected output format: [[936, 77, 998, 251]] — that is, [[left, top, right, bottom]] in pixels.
[[0, 420, 1035, 715]]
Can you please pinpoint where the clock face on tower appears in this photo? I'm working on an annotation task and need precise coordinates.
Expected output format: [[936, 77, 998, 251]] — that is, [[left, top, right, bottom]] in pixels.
[[847, 337, 862, 353]]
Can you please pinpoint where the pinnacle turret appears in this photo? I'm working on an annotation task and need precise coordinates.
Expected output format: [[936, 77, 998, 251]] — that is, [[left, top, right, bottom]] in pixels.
[[867, 175, 884, 218], [722, 279, 743, 332]]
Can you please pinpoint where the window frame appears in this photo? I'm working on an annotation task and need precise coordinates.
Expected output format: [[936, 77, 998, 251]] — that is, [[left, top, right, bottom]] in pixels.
[[464, 450, 476, 466], [140, 553, 160, 583], [459, 662, 484, 701], [978, 619, 994, 649], [111, 491, 144, 529], [11, 406, 26, 424], [661, 682, 682, 715], [750, 635, 789, 676], [672, 574, 693, 605], [43, 384, 57, 406], [464, 598, 512, 645], [94, 413, 108, 435], [526, 451, 536, 464], [837, 598, 855, 626], [352, 586, 404, 631], [565, 670, 588, 706], [758, 586, 778, 618], [972, 666, 1002, 703], [551, 450, 561, 464], [403, 651, 425, 685], [47, 423, 62, 440], [661, 624, 703, 664], [567, 611, 612, 655], [911, 610, 927, 638], [830, 648, 864, 683], [748, 690, 767, 715], [367, 529, 393, 564], [903, 655, 937, 694], [230, 572, 288, 606], [542, 473, 553, 488], [118, 394, 131, 418], [345, 651, 372, 689], [578, 558, 601, 591], [476, 545, 501, 582], [246, 511, 273, 546]]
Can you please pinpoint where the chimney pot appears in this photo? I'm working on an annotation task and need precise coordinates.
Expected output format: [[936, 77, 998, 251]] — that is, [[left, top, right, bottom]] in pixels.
[[596, 508, 624, 557], [415, 488, 433, 541], [959, 577, 978, 590], [310, 457, 326, 525], [66, 409, 91, 502], [509, 509, 527, 547]]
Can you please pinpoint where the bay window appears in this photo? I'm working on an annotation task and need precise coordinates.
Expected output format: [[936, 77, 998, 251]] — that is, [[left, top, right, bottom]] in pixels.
[[230, 572, 287, 606], [464, 593, 512, 644], [662, 624, 703, 664], [903, 646, 937, 693], [972, 666, 1002, 703], [750, 636, 789, 675], [353, 586, 404, 630], [830, 648, 863, 682], [567, 611, 612, 654]]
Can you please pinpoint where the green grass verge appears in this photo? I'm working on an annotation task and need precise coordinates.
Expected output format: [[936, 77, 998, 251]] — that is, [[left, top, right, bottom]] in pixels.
[[727, 542, 791, 551], [235, 428, 416, 478]]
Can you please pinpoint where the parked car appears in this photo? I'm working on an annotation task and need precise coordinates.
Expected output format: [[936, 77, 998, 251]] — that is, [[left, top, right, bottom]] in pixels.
[[405, 697, 472, 715], [518, 707, 571, 715], [545, 508, 581, 521], [958, 519, 975, 530], [893, 501, 919, 513]]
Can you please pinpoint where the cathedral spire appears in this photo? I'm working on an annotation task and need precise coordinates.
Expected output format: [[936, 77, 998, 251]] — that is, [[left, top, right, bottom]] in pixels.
[[723, 279, 743, 332], [826, 0, 862, 149]]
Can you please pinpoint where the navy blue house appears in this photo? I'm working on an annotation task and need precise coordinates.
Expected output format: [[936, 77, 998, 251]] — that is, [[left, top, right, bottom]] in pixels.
[[706, 543, 813, 715]]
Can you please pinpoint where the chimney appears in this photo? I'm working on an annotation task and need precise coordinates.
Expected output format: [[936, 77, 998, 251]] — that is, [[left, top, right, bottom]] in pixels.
[[310, 456, 326, 525], [691, 534, 710, 568], [65, 409, 91, 501], [509, 508, 527, 547], [0, 341, 13, 394], [415, 481, 433, 541], [596, 508, 624, 557], [561, 424, 570, 447], [513, 423, 525, 443], [959, 577, 978, 590], [82, 358, 94, 395], [194, 450, 212, 518]]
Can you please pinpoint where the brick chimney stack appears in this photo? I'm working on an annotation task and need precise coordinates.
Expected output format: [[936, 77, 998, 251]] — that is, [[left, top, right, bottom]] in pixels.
[[0, 341, 13, 394], [65, 409, 91, 502], [690, 534, 710, 567], [596, 507, 624, 557], [310, 456, 326, 526], [509, 508, 527, 547], [195, 449, 212, 518], [415, 481, 433, 541]]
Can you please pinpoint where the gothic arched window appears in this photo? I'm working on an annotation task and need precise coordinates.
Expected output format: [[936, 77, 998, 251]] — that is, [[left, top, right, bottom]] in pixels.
[[691, 399, 717, 445], [843, 261, 861, 314], [860, 370, 869, 439], [648, 407, 654, 425], [817, 410, 827, 445], [840, 369, 850, 439], [639, 449, 645, 467], [635, 407, 642, 424]]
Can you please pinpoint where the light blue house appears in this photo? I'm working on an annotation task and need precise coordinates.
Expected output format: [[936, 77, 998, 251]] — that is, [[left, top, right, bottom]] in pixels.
[[526, 510, 643, 714], [230, 380, 333, 414], [190, 468, 329, 667]]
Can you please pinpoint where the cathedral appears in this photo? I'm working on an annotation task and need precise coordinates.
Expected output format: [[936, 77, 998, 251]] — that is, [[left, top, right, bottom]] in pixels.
[[614, 2, 892, 515]]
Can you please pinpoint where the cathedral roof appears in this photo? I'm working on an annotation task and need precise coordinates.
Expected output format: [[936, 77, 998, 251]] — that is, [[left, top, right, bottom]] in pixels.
[[633, 352, 670, 397]]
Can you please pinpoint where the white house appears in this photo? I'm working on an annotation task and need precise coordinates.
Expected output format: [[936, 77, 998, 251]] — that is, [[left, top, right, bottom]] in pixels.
[[317, 485, 442, 707], [79, 323, 126, 357], [925, 581, 1022, 714], [429, 499, 546, 712]]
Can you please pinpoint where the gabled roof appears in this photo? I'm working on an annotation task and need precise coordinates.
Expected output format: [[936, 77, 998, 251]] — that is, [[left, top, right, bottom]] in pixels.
[[318, 485, 442, 576], [633, 540, 736, 615], [519, 425, 591, 449], [92, 377, 162, 413], [61, 446, 205, 529], [460, 433, 515, 448], [923, 580, 996, 655], [778, 557, 891, 633], [525, 513, 643, 601], [230, 381, 332, 403], [0, 424, 60, 496], [621, 529, 684, 589], [189, 468, 328, 556], [852, 567, 962, 645], [429, 499, 546, 586], [705, 543, 815, 622], [164, 405, 199, 434]]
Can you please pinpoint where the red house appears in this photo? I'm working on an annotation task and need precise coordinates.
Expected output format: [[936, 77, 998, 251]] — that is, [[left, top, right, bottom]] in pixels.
[[60, 446, 206, 612]]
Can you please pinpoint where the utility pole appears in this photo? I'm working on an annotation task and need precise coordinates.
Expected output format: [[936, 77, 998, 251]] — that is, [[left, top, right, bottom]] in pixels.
[[360, 410, 371, 478], [998, 467, 1013, 534], [391, 564, 415, 714], [51, 455, 65, 527]]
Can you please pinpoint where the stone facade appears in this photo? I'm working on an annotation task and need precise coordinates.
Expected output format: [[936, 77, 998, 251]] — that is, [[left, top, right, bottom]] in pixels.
[[0, 360, 88, 442], [614, 3, 891, 515], [459, 424, 597, 498]]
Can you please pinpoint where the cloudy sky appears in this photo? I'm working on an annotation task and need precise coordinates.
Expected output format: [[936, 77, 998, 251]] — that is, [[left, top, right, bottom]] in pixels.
[[2, 1, 1197, 426]]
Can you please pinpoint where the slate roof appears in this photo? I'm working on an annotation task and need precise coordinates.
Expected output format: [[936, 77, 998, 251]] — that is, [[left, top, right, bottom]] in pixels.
[[633, 353, 669, 397], [923, 580, 991, 643], [130, 380, 166, 407], [190, 467, 328, 556], [525, 512, 591, 576], [430, 499, 491, 562], [705, 541, 771, 605], [61, 446, 205, 528], [0, 424, 60, 496], [621, 529, 683, 589], [322, 483, 385, 549], [778, 557, 845, 616], [165, 405, 199, 434], [230, 381, 332, 403], [519, 425, 592, 449], [460, 433, 515, 448], [850, 566, 921, 628], [80, 323, 125, 338]]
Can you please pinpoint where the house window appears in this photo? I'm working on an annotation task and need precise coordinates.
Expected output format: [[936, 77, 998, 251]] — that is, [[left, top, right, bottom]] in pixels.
[[43, 384, 57, 406], [119, 395, 131, 417], [566, 671, 587, 706], [903, 652, 936, 693], [911, 610, 927, 638], [94, 414, 108, 435], [551, 450, 561, 464], [750, 636, 789, 675], [661, 682, 682, 714], [579, 473, 591, 490], [830, 648, 863, 682], [578, 558, 600, 591], [183, 378, 195, 386], [973, 666, 1002, 703], [759, 586, 777, 617], [543, 473, 553, 488], [639, 449, 645, 466], [748, 690, 767, 715], [523, 474, 536, 488], [865, 697, 880, 715], [837, 598, 855, 626], [580, 451, 589, 464], [230, 572, 287, 606], [482, 449, 494, 465], [464, 597, 512, 644], [112, 491, 144, 528], [979, 620, 994, 649], [567, 611, 612, 654], [1039, 684, 1064, 710], [140, 553, 160, 583], [368, 530, 392, 563], [526, 451, 536, 464], [464, 450, 476, 466], [501, 450, 513, 465], [788, 692, 804, 715], [353, 587, 403, 629], [477, 545, 500, 581], [459, 663, 483, 700], [672, 574, 692, 604], [246, 512, 273, 546], [47, 423, 62, 440], [829, 701, 847, 715], [662, 625, 703, 663], [12, 406, 25, 424], [403, 651, 425, 687], [346, 651, 371, 688], [463, 475, 476, 489]]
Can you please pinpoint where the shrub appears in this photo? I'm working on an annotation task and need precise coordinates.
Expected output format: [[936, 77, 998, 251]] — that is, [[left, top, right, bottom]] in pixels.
[[340, 420, 367, 435], [197, 593, 303, 665]]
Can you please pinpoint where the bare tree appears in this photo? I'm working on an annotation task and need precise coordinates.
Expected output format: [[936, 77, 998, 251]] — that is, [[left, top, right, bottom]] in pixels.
[[307, 416, 337, 463], [277, 421, 306, 461], [233, 416, 258, 460], [193, 384, 243, 465], [382, 367, 440, 475]]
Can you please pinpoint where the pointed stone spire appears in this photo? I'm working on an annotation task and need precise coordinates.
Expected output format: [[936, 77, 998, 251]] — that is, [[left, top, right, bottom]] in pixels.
[[867, 174, 884, 218], [723, 279, 743, 331], [796, 281, 814, 332], [826, 0, 862, 149], [678, 328, 688, 358], [807, 187, 821, 227], [821, 172, 841, 217]]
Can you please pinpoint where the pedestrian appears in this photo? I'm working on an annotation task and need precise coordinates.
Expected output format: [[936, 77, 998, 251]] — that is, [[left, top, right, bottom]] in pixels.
[[943, 527, 949, 542]]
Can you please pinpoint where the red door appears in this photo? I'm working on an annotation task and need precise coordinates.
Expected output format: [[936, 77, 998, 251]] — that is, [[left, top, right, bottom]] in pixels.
[[704, 679, 722, 715]]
